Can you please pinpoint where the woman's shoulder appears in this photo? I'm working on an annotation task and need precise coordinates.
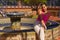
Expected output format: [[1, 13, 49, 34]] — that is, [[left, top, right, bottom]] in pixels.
[[38, 9, 43, 14]]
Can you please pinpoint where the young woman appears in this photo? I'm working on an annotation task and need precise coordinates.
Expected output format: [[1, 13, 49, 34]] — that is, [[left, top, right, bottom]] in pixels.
[[34, 3, 51, 40]]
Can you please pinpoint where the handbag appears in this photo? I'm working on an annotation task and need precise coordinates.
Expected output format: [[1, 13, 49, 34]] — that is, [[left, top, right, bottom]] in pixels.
[[46, 20, 52, 27]]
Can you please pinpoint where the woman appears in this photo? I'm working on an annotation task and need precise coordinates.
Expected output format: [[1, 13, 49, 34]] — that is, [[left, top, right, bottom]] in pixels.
[[34, 3, 51, 40]]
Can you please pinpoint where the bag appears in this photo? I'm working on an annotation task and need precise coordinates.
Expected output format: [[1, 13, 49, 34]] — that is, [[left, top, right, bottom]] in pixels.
[[46, 21, 52, 27]]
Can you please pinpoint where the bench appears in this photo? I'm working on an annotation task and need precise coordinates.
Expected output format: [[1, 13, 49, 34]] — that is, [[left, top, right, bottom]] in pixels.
[[0, 17, 59, 32], [20, 18, 36, 27], [0, 17, 11, 30], [20, 18, 59, 30]]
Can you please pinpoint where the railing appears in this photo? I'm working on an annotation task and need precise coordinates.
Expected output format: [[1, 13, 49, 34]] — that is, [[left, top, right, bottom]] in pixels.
[[0, 6, 60, 9]]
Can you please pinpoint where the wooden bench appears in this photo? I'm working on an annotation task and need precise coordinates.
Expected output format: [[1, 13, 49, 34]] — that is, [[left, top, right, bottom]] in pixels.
[[21, 18, 60, 30], [0, 17, 59, 32], [0, 17, 11, 30]]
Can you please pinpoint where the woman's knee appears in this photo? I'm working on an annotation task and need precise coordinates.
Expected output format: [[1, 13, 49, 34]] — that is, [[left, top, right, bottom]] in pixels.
[[34, 25, 40, 34]]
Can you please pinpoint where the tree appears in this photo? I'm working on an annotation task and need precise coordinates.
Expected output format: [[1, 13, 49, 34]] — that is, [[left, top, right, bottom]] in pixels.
[[22, 0, 47, 10], [9, 0, 18, 5], [22, 0, 47, 6]]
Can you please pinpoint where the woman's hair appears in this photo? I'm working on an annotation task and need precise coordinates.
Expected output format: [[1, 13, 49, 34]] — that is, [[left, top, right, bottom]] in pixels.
[[37, 3, 47, 12], [40, 3, 47, 6], [38, 3, 47, 9]]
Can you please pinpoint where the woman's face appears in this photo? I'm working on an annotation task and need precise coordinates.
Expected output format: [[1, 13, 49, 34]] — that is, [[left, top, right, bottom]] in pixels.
[[42, 4, 47, 12]]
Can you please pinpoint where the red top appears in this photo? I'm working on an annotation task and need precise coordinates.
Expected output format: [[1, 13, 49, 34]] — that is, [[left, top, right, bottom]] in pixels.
[[37, 12, 51, 24]]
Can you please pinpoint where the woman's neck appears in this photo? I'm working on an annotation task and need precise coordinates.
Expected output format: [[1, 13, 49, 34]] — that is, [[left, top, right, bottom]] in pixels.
[[44, 10, 48, 14]]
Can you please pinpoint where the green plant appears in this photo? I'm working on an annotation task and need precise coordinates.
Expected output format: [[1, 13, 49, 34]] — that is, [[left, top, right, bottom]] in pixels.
[[22, 0, 47, 6]]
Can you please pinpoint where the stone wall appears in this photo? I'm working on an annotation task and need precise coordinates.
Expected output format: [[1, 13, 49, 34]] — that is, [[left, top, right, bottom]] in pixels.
[[0, 25, 60, 40]]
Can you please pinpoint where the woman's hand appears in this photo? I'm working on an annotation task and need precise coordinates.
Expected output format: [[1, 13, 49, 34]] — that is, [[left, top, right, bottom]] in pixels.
[[41, 20, 47, 30], [44, 26, 47, 30]]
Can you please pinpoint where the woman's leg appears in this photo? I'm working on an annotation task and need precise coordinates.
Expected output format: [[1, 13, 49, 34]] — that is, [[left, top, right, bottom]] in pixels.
[[40, 27, 45, 40], [34, 24, 40, 35], [34, 21, 45, 40], [34, 21, 41, 35]]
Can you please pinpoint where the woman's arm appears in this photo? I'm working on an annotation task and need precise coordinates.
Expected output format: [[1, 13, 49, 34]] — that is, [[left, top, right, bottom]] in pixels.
[[41, 20, 47, 29], [38, 9, 47, 29]]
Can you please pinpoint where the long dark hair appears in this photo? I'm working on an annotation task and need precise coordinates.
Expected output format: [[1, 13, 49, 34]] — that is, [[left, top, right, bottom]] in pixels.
[[37, 3, 47, 14], [40, 3, 47, 12], [38, 3, 47, 9]]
